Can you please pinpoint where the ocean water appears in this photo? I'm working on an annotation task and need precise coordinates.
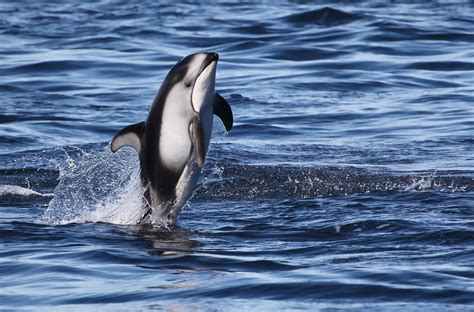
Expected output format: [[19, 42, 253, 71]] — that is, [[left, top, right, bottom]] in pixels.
[[1, 0, 474, 310]]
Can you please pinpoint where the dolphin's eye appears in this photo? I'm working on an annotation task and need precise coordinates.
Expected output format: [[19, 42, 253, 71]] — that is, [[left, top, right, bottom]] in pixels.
[[184, 81, 192, 88]]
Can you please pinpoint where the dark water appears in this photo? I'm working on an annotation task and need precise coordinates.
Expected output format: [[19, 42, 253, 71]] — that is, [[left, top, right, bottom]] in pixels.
[[1, 0, 474, 310]]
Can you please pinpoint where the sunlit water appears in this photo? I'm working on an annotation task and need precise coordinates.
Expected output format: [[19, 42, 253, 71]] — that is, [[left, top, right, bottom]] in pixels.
[[1, 1, 473, 310]]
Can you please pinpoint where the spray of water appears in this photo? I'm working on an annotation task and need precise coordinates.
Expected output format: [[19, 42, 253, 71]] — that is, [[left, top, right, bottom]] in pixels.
[[43, 146, 147, 225], [0, 184, 52, 197]]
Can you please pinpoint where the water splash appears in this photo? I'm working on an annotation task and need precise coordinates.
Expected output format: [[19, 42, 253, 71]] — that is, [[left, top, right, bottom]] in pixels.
[[42, 146, 147, 225], [0, 184, 53, 197], [196, 165, 473, 199]]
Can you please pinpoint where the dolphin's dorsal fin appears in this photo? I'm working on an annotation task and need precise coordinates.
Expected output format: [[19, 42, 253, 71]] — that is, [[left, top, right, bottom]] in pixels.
[[213, 93, 233, 131], [190, 116, 206, 168], [110, 121, 145, 153]]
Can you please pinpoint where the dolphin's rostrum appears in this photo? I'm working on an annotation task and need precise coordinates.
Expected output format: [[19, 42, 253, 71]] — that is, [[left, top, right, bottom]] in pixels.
[[110, 52, 233, 225]]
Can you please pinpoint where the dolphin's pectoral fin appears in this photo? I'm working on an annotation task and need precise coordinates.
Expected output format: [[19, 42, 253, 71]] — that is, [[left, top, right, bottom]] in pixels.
[[190, 116, 206, 168], [110, 121, 145, 153], [213, 93, 233, 131]]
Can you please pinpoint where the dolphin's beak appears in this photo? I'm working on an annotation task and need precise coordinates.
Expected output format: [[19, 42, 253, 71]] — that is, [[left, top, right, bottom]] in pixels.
[[207, 52, 218, 64]]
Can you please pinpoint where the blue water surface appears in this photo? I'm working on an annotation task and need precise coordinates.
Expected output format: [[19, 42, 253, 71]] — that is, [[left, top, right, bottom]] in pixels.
[[1, 0, 474, 311]]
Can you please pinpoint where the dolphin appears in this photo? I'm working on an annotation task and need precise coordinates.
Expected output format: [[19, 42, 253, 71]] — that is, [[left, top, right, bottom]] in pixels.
[[110, 52, 233, 225]]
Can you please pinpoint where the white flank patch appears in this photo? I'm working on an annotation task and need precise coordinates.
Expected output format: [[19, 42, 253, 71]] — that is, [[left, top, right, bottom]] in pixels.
[[159, 85, 192, 171]]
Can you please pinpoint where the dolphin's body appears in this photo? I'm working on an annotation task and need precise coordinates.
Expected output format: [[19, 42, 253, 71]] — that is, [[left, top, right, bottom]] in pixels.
[[110, 52, 232, 225]]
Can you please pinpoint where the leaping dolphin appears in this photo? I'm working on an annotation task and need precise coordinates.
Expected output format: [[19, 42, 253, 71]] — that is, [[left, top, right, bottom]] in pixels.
[[110, 52, 233, 225]]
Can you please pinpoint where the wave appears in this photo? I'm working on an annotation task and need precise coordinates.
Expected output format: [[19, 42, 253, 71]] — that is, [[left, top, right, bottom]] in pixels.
[[281, 7, 361, 26], [7, 60, 95, 73]]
